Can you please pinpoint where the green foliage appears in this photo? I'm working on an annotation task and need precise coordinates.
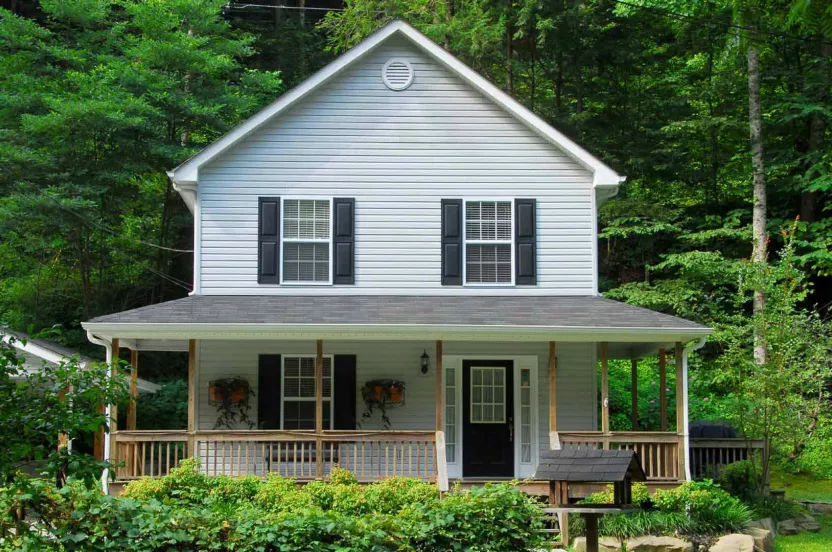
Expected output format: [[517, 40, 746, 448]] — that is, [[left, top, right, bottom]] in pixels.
[[0, 338, 129, 488], [573, 480, 751, 538], [718, 460, 758, 502], [4, 459, 546, 551], [134, 378, 187, 430], [749, 496, 804, 522], [652, 480, 752, 535]]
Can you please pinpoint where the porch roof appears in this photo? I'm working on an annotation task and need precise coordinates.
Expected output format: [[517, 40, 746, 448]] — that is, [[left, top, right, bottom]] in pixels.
[[83, 296, 709, 356]]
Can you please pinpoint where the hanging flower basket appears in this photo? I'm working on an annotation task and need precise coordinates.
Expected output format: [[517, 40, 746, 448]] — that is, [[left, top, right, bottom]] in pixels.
[[209, 377, 251, 406], [362, 379, 406, 409], [361, 379, 406, 430], [208, 377, 255, 429]]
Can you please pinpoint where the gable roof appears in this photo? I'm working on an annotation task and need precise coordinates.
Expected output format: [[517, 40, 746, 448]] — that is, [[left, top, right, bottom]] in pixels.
[[1, 328, 160, 394], [168, 20, 624, 211], [533, 449, 647, 483]]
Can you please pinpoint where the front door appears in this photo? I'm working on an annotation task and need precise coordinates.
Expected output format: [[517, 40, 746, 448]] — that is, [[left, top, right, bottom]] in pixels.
[[462, 360, 514, 478]]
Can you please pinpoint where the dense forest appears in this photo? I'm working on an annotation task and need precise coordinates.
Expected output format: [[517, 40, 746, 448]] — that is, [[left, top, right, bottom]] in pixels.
[[0, 0, 830, 476]]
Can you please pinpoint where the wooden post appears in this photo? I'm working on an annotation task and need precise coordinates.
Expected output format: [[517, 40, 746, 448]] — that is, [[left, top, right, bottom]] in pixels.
[[435, 340, 443, 431], [600, 343, 609, 439], [187, 339, 196, 457], [126, 350, 138, 430], [584, 514, 599, 552], [630, 359, 638, 431], [675, 342, 685, 480], [659, 348, 667, 431], [315, 339, 324, 479], [57, 386, 69, 451], [548, 342, 558, 449]]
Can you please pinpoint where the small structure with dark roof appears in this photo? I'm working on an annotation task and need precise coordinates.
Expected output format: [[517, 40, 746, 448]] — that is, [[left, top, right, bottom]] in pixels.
[[534, 449, 647, 551]]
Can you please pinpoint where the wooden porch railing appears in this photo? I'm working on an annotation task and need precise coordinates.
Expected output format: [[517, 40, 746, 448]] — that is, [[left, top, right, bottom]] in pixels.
[[558, 431, 682, 481], [689, 438, 764, 479], [113, 430, 443, 484]]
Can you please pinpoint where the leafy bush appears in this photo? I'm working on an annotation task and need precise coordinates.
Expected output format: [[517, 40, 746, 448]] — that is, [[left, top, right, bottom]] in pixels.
[[572, 480, 752, 539], [749, 495, 804, 522], [2, 460, 546, 551], [653, 480, 752, 535], [718, 460, 757, 501]]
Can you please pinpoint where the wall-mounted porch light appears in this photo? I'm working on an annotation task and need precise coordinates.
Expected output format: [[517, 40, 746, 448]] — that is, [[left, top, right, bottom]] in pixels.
[[420, 350, 430, 374]]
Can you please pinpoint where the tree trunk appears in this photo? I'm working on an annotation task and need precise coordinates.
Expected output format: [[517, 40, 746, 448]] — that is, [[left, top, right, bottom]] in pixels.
[[505, 0, 513, 95], [748, 41, 767, 365]]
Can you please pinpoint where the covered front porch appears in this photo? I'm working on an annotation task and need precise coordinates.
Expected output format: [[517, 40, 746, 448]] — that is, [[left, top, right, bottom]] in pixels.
[[82, 295, 711, 493]]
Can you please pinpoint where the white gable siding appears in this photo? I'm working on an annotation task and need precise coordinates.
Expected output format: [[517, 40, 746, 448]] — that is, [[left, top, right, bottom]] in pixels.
[[198, 36, 596, 295]]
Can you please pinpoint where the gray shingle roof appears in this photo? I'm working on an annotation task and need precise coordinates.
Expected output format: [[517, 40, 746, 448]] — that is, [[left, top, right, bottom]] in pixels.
[[86, 295, 708, 331], [533, 449, 647, 482]]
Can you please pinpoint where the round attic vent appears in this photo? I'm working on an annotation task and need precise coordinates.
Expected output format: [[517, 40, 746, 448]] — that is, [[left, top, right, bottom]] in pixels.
[[382, 59, 414, 91]]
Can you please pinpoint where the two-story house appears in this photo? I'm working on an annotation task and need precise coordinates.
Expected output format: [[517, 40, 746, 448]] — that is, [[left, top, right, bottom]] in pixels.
[[82, 20, 710, 493]]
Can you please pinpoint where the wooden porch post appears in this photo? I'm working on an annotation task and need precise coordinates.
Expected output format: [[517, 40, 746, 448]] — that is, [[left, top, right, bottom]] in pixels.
[[675, 342, 685, 480], [435, 340, 443, 431], [126, 350, 138, 431], [187, 339, 196, 457], [58, 387, 69, 452], [548, 342, 559, 449], [659, 348, 667, 431], [600, 343, 610, 444], [315, 339, 324, 479], [630, 359, 638, 431]]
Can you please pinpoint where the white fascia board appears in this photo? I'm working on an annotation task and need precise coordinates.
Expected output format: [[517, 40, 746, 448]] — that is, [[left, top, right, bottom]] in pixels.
[[168, 20, 625, 193], [82, 321, 711, 343]]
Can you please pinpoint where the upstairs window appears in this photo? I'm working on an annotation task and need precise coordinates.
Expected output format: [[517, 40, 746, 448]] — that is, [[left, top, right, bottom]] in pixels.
[[282, 199, 332, 284], [464, 200, 513, 284]]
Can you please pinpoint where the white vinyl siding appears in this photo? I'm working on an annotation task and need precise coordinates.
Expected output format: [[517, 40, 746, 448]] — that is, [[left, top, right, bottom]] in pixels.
[[196, 339, 598, 479], [198, 36, 595, 296]]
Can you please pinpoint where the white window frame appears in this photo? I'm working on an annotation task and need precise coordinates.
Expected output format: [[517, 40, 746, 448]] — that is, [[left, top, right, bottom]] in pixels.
[[462, 198, 515, 286], [279, 197, 334, 286], [279, 354, 335, 430]]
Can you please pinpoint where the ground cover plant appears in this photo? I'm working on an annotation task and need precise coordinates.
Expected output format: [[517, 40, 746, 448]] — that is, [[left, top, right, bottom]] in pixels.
[[0, 460, 546, 551], [570, 480, 752, 540]]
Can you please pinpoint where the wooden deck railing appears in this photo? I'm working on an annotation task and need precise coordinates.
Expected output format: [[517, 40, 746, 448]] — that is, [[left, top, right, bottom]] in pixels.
[[689, 438, 764, 479], [112, 430, 443, 484], [558, 431, 682, 481]]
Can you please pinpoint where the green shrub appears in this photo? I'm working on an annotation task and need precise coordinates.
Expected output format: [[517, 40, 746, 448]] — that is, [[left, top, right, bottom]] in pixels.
[[718, 460, 757, 501], [572, 480, 752, 539], [653, 480, 752, 534], [33, 464, 544, 551], [749, 496, 804, 522]]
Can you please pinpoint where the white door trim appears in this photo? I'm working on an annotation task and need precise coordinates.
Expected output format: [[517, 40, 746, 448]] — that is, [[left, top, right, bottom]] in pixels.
[[442, 355, 538, 479]]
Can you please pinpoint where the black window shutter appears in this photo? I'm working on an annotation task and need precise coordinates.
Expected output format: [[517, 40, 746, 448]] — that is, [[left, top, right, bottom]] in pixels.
[[258, 354, 281, 429], [515, 199, 537, 285], [258, 197, 280, 284], [333, 355, 357, 430], [441, 199, 463, 285], [333, 198, 355, 285]]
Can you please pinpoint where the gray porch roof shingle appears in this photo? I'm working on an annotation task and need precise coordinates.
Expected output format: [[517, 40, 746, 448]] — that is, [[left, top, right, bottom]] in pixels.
[[83, 296, 709, 357], [88, 295, 704, 329]]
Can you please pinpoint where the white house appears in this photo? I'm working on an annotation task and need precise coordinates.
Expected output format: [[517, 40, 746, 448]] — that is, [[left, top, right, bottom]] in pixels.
[[81, 20, 710, 492]]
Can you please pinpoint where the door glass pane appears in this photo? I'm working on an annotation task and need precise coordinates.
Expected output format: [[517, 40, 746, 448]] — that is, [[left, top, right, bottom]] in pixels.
[[470, 367, 506, 424]]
